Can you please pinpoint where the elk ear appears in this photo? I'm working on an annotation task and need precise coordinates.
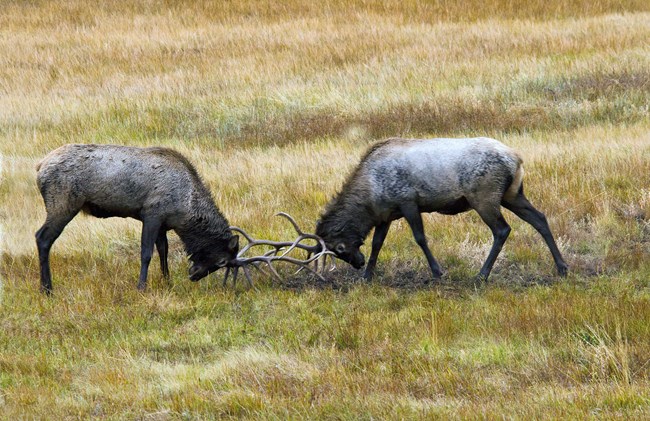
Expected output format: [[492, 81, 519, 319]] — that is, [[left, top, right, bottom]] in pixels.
[[335, 243, 346, 254], [228, 235, 239, 252]]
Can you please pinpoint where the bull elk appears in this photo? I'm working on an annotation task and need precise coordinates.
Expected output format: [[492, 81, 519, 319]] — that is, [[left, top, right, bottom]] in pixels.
[[315, 137, 568, 281], [35, 144, 239, 294]]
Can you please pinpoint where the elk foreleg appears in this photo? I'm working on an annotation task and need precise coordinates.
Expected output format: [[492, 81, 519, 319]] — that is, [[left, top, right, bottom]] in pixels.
[[138, 218, 162, 291], [400, 203, 443, 281], [35, 212, 77, 295], [363, 221, 391, 280]]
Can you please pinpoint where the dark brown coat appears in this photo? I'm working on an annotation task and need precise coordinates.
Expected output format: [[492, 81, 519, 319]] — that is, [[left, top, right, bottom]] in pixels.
[[35, 144, 239, 293], [316, 137, 568, 281]]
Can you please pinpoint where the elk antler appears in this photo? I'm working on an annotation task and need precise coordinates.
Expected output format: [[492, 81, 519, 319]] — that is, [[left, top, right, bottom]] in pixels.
[[225, 213, 336, 288]]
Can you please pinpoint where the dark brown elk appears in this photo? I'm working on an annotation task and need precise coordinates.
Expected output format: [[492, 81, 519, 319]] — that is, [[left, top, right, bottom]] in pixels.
[[316, 137, 568, 281], [35, 144, 239, 294]]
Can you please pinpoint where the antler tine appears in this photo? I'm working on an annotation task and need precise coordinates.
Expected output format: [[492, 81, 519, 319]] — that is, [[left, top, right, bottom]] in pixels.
[[237, 255, 283, 282], [223, 265, 240, 288], [226, 212, 336, 287], [273, 212, 327, 263], [241, 265, 254, 288], [229, 226, 255, 243], [230, 226, 319, 256], [325, 254, 337, 272], [276, 212, 304, 236], [264, 261, 283, 282], [276, 233, 319, 258], [250, 261, 271, 278], [231, 244, 335, 284], [222, 266, 231, 287], [292, 250, 335, 276], [229, 226, 259, 257]]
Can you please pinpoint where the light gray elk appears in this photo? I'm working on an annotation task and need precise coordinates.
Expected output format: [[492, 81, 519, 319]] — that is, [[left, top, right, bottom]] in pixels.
[[35, 144, 239, 294], [315, 137, 568, 281]]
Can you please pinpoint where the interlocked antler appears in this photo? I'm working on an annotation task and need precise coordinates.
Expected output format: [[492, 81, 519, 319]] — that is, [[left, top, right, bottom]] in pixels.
[[225, 213, 336, 288]]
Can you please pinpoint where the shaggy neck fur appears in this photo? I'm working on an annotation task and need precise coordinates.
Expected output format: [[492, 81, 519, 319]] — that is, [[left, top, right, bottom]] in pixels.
[[175, 180, 232, 257], [318, 172, 376, 244]]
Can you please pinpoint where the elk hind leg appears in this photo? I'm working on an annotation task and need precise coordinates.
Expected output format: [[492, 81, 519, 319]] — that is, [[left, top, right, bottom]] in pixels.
[[35, 211, 78, 294], [502, 190, 568, 276]]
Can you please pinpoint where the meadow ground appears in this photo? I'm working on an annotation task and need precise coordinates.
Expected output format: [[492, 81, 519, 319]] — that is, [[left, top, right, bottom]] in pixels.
[[1, 1, 650, 418]]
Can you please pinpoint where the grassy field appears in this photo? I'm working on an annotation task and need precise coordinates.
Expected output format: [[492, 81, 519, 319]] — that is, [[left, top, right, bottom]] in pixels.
[[2, 0, 650, 418]]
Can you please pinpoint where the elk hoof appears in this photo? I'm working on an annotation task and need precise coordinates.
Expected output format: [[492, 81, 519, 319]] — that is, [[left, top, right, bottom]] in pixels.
[[558, 264, 569, 277], [474, 273, 489, 283], [423, 271, 443, 285]]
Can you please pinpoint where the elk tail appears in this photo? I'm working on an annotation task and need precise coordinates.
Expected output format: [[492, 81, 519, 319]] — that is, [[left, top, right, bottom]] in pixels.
[[504, 154, 524, 201]]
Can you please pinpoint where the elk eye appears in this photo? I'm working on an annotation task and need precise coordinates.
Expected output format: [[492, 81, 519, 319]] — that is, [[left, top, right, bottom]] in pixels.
[[335, 243, 346, 254], [217, 258, 228, 267]]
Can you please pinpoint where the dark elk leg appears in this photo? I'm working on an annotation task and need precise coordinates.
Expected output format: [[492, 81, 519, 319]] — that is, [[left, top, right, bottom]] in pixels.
[[138, 219, 162, 291], [155, 230, 170, 280], [363, 221, 391, 280], [473, 205, 511, 281], [400, 202, 443, 281], [35, 212, 77, 295], [502, 191, 568, 276]]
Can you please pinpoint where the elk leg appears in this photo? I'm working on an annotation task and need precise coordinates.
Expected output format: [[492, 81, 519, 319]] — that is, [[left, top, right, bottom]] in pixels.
[[363, 221, 391, 280], [155, 230, 170, 280], [138, 219, 162, 291], [35, 212, 77, 295], [502, 192, 568, 276], [473, 206, 511, 281], [400, 203, 443, 280]]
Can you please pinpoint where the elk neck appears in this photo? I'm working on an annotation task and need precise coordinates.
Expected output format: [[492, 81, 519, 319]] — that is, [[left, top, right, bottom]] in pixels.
[[319, 178, 376, 243], [175, 187, 232, 256]]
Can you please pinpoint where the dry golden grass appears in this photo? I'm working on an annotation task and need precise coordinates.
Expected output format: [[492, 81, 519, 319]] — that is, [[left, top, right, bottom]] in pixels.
[[1, 1, 650, 419], [2, 3, 649, 154]]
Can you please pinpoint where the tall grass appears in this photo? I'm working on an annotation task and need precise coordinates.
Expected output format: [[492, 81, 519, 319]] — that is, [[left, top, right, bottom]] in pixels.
[[1, 5, 649, 154], [1, 1, 649, 418]]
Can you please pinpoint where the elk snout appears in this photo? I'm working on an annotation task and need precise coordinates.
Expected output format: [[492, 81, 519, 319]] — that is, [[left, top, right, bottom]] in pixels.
[[351, 251, 365, 269], [189, 264, 207, 281]]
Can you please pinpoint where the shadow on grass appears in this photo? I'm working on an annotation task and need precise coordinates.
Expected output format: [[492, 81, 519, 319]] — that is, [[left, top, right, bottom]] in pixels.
[[0, 250, 622, 300], [274, 262, 571, 296]]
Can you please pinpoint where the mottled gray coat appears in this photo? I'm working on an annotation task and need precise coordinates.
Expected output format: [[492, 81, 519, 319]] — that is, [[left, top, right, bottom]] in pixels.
[[316, 137, 568, 281], [35, 144, 239, 294]]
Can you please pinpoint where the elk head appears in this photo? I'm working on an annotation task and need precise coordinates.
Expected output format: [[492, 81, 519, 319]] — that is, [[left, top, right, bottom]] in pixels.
[[189, 235, 240, 281]]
